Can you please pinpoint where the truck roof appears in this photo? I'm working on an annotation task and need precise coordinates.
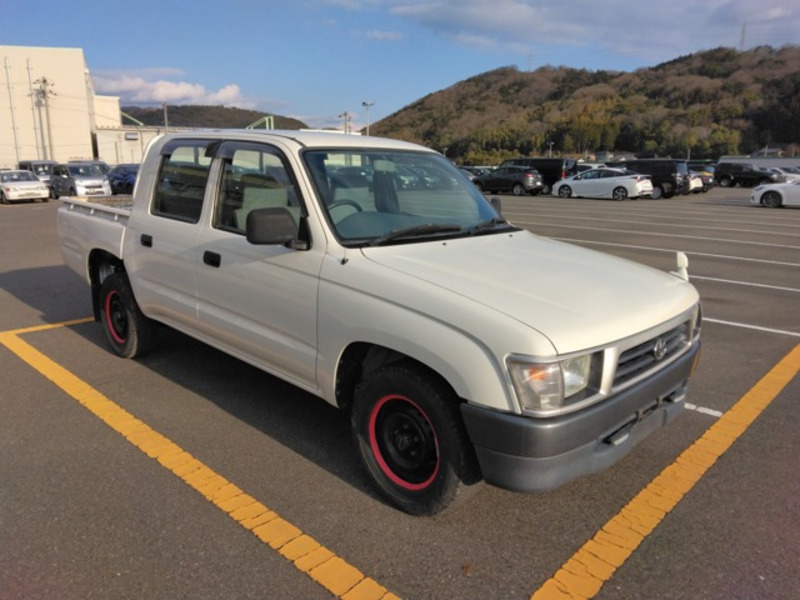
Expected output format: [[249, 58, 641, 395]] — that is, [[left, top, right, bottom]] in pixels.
[[153, 129, 432, 152]]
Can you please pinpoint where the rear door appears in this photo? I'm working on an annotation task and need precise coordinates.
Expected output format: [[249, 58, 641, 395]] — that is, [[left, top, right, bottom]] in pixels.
[[124, 138, 213, 330]]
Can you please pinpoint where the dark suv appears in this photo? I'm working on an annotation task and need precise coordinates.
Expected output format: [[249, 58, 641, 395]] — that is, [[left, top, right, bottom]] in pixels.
[[606, 159, 689, 199], [498, 157, 578, 194], [713, 163, 778, 188], [473, 166, 544, 196]]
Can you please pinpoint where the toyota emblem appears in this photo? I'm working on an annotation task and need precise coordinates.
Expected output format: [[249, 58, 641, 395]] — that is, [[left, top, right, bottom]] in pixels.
[[653, 338, 668, 360]]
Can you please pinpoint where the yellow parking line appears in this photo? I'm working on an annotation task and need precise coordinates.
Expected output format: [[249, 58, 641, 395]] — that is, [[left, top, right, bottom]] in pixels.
[[531, 343, 800, 600], [0, 322, 400, 600]]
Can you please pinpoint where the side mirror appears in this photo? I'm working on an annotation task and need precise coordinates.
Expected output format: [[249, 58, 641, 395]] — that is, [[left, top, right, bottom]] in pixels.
[[490, 196, 502, 215], [245, 207, 307, 249]]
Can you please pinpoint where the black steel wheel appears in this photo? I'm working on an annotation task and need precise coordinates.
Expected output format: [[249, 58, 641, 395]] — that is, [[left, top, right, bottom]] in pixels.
[[352, 361, 480, 515], [99, 272, 157, 358]]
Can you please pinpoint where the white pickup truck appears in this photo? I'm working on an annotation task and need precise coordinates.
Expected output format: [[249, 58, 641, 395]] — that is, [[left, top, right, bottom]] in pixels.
[[58, 131, 701, 515]]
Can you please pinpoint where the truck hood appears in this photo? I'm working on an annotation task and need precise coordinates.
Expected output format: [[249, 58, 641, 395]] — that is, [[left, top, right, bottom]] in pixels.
[[363, 231, 697, 354]]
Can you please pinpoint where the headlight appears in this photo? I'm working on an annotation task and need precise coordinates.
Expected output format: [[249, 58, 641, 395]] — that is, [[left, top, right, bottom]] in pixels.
[[507, 353, 594, 416]]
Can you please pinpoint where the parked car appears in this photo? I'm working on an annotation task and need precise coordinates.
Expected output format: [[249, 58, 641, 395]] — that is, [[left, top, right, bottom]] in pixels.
[[690, 169, 715, 192], [69, 159, 111, 175], [0, 169, 51, 203], [473, 166, 544, 196], [687, 172, 704, 194], [18, 159, 58, 185], [713, 162, 777, 188], [750, 180, 800, 208], [498, 157, 578, 194], [606, 159, 690, 199], [50, 163, 112, 198], [552, 168, 653, 200], [767, 167, 800, 182], [107, 163, 140, 194]]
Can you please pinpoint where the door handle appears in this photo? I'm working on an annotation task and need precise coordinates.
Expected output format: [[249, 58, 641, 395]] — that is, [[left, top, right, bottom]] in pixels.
[[140, 234, 153, 247], [203, 251, 221, 268]]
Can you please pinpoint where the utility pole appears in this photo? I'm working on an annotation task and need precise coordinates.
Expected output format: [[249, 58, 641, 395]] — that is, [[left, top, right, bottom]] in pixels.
[[33, 77, 56, 160], [338, 111, 352, 134], [4, 57, 21, 164], [163, 102, 169, 133], [361, 101, 374, 136]]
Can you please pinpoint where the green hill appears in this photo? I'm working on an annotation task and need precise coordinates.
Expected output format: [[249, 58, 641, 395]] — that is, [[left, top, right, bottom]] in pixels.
[[371, 45, 800, 164], [122, 105, 308, 130]]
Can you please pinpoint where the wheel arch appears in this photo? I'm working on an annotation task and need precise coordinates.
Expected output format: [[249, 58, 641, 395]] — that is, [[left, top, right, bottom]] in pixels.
[[335, 342, 459, 412], [88, 249, 126, 320]]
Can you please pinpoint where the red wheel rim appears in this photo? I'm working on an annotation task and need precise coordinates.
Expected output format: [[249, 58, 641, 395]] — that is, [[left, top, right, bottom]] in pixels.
[[368, 394, 439, 491]]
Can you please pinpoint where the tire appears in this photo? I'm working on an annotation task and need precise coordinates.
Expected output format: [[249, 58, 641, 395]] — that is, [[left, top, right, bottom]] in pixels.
[[612, 187, 628, 201], [651, 186, 663, 200], [511, 183, 525, 196], [0, 192, 7, 205], [558, 185, 572, 198], [719, 176, 732, 188], [351, 361, 481, 515], [761, 191, 783, 208], [99, 272, 157, 358], [541, 184, 551, 195], [662, 185, 675, 199]]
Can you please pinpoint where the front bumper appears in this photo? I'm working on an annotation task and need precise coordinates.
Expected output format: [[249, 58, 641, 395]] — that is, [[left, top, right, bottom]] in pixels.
[[461, 341, 701, 493]]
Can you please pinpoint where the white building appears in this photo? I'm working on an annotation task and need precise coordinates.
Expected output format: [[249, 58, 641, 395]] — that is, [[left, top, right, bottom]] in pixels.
[[1, 45, 161, 168]]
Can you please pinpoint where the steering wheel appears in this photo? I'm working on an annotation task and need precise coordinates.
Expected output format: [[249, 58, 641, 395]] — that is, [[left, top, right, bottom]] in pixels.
[[328, 199, 363, 213]]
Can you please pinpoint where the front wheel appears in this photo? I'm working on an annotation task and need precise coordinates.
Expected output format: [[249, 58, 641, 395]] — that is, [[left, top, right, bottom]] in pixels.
[[352, 362, 481, 515], [761, 191, 783, 208], [558, 185, 572, 198], [99, 272, 157, 358]]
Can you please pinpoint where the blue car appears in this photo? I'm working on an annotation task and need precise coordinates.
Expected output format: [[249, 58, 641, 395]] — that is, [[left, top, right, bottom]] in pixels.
[[108, 163, 139, 195]]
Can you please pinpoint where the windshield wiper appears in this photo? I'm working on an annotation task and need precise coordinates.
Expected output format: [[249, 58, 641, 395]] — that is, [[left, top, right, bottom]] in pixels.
[[369, 223, 463, 247], [468, 217, 517, 235]]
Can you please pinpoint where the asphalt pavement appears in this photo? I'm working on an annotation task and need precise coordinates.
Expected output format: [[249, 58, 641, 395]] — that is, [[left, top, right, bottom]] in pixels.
[[1, 188, 798, 600]]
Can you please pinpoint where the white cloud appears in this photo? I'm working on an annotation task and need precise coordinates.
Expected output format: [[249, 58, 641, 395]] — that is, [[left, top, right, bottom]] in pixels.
[[92, 71, 249, 107], [387, 0, 800, 62]]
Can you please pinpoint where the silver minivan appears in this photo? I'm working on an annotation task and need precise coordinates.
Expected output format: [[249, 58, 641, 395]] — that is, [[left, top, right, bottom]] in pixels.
[[50, 163, 112, 198]]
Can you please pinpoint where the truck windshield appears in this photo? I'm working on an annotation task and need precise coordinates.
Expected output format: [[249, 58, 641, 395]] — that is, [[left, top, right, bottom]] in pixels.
[[303, 149, 506, 246]]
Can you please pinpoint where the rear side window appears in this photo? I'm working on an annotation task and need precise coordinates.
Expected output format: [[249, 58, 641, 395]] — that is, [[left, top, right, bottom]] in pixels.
[[152, 140, 213, 223]]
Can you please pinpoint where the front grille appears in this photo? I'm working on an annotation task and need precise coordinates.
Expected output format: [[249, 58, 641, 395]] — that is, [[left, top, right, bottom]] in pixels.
[[614, 323, 689, 387]]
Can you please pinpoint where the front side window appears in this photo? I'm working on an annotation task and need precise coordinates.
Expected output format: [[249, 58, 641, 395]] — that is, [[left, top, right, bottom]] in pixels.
[[304, 149, 507, 246], [152, 140, 213, 223], [213, 142, 304, 235]]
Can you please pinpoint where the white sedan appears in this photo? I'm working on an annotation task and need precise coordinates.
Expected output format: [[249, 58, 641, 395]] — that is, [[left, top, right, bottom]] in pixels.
[[751, 180, 800, 208], [552, 168, 653, 200], [0, 170, 51, 204]]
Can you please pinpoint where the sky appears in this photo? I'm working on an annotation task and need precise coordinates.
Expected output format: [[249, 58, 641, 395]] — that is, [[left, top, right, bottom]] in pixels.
[[4, 0, 799, 130]]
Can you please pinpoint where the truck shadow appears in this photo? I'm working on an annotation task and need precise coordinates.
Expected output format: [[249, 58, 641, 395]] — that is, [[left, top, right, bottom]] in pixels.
[[0, 264, 376, 502]]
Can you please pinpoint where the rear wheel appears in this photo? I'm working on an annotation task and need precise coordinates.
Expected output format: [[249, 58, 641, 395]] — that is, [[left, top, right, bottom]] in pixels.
[[612, 187, 628, 201], [651, 186, 663, 199], [558, 185, 572, 198], [761, 191, 783, 208], [352, 362, 480, 515], [0, 192, 7, 204], [99, 272, 157, 358], [719, 176, 733, 188], [511, 183, 525, 196]]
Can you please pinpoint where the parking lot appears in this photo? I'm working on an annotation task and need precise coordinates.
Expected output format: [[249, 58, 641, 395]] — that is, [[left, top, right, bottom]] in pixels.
[[1, 187, 798, 600]]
